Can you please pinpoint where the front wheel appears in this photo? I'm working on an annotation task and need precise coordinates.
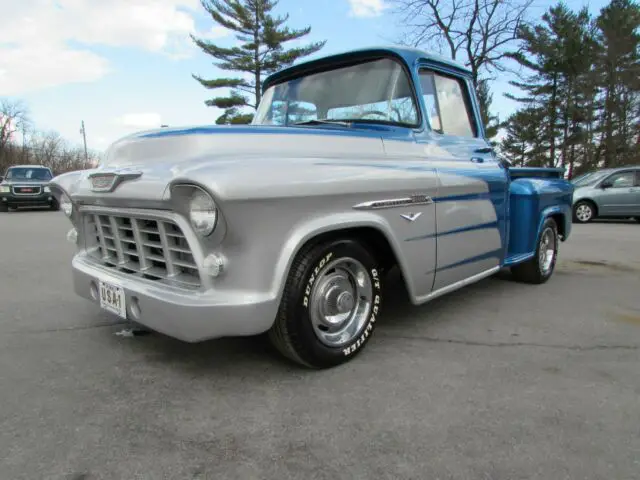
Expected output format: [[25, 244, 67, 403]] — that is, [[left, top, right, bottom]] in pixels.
[[0, 203, 7, 213], [511, 217, 559, 284], [573, 200, 595, 223], [268, 238, 384, 369]]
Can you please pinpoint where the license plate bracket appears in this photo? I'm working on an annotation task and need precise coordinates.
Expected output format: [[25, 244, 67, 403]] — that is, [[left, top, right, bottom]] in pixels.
[[99, 280, 127, 319]]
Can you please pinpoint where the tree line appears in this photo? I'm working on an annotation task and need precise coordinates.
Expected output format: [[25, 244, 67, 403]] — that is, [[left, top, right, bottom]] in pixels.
[[500, 0, 639, 176], [0, 99, 99, 176]]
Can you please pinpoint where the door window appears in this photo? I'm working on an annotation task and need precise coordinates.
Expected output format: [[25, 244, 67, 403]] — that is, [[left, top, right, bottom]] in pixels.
[[419, 70, 476, 137], [604, 171, 635, 188]]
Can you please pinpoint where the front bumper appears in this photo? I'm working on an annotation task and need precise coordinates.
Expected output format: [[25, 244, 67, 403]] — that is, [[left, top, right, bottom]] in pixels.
[[72, 253, 278, 342], [1, 192, 55, 207]]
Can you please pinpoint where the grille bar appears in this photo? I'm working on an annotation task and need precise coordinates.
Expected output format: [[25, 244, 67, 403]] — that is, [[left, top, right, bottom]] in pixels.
[[86, 212, 201, 289]]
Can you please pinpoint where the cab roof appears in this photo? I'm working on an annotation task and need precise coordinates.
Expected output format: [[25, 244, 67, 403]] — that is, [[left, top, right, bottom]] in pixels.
[[262, 45, 472, 91]]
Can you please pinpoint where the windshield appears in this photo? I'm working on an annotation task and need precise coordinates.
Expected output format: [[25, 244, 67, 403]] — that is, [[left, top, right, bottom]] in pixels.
[[571, 170, 610, 186], [253, 57, 420, 127], [5, 167, 53, 181]]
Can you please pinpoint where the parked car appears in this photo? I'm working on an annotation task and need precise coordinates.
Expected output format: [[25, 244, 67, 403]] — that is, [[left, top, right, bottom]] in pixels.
[[50, 46, 575, 368], [0, 165, 59, 212], [571, 165, 640, 223]]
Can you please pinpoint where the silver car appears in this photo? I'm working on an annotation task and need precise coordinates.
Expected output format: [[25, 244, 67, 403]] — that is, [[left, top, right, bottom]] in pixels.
[[572, 166, 640, 223]]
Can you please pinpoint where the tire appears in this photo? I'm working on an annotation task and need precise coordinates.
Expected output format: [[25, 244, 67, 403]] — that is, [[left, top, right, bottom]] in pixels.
[[634, 217, 640, 224], [0, 203, 7, 213], [511, 217, 559, 284], [573, 200, 596, 223], [268, 238, 384, 369], [50, 198, 60, 211]]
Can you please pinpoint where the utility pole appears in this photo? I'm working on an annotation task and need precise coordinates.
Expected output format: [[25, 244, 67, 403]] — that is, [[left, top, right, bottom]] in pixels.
[[80, 120, 88, 162]]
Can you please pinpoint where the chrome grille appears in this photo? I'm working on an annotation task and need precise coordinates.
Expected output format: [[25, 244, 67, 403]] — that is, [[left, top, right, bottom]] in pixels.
[[86, 213, 201, 288], [12, 185, 42, 195]]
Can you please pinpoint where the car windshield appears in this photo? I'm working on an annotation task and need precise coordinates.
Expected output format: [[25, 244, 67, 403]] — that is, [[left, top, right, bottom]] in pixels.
[[571, 170, 610, 186], [5, 167, 52, 181], [252, 57, 420, 128]]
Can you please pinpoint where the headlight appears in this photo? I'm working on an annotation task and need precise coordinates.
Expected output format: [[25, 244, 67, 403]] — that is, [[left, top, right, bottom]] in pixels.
[[60, 193, 73, 217], [44, 186, 51, 193], [0, 186, 9, 193], [189, 189, 217, 236]]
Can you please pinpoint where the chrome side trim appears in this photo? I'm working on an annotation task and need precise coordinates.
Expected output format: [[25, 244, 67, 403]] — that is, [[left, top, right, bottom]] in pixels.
[[414, 266, 500, 305], [353, 194, 434, 210]]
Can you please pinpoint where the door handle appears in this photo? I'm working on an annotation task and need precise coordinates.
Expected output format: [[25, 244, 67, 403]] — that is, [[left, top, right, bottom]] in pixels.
[[470, 157, 485, 164]]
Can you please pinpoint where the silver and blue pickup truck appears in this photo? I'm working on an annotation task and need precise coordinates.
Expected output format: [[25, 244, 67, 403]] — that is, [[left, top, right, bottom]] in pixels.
[[50, 46, 575, 368]]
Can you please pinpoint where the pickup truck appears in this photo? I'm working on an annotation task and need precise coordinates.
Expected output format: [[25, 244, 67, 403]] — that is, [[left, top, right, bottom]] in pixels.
[[50, 46, 574, 369]]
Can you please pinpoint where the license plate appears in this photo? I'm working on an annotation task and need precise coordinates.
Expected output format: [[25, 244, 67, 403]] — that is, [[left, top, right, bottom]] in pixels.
[[99, 280, 127, 319]]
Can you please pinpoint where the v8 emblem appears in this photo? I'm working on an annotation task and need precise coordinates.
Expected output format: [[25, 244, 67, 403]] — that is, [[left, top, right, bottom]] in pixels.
[[400, 212, 422, 222]]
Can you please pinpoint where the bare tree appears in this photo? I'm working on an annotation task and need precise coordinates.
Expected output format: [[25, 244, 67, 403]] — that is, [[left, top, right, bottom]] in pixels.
[[391, 0, 533, 85], [0, 99, 31, 159]]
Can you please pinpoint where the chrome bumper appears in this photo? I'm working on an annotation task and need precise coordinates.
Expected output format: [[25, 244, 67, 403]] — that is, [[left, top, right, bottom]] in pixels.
[[72, 253, 278, 342]]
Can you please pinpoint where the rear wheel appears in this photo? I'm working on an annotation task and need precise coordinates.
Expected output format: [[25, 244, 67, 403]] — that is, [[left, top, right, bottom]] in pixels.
[[511, 217, 559, 284], [269, 238, 384, 369], [573, 200, 595, 223]]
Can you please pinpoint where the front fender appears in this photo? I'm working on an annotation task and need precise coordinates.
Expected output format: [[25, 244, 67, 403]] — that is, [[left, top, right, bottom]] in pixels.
[[269, 211, 416, 305]]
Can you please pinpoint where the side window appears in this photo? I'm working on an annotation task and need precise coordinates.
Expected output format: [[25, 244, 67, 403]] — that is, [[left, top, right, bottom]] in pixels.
[[419, 70, 476, 137], [605, 171, 635, 188]]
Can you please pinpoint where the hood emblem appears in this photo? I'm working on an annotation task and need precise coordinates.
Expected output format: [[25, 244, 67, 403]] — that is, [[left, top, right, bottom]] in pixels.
[[88, 168, 143, 193]]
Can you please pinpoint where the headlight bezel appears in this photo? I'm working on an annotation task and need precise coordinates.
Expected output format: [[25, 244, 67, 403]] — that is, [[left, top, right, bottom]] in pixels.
[[60, 192, 73, 217], [188, 188, 218, 237], [168, 183, 226, 244]]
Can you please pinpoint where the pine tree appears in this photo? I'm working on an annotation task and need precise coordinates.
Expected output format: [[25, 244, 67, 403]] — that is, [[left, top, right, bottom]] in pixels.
[[594, 0, 640, 167], [191, 0, 326, 124]]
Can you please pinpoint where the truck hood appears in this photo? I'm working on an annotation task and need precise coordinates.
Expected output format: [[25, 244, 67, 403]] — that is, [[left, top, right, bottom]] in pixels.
[[101, 124, 389, 168], [52, 124, 437, 205]]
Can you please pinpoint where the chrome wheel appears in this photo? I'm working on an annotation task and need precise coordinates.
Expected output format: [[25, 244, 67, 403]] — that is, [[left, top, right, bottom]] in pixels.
[[575, 203, 593, 222], [308, 257, 373, 347], [538, 227, 557, 276]]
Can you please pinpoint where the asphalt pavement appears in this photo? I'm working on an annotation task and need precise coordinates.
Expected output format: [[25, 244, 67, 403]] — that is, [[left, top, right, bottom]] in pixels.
[[1, 210, 639, 480]]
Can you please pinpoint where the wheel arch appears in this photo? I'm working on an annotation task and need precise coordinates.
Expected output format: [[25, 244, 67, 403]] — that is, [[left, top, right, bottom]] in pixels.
[[270, 214, 411, 306]]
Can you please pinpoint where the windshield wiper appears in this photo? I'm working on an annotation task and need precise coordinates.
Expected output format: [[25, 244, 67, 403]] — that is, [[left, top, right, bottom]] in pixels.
[[291, 119, 352, 127]]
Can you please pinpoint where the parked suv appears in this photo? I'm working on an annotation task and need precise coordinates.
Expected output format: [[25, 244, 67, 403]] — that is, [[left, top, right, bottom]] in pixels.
[[0, 165, 59, 212], [572, 166, 640, 223]]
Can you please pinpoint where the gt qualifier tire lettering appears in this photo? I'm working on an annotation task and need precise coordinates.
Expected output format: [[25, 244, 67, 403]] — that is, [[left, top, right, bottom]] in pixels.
[[342, 268, 381, 357], [269, 238, 385, 369], [303, 252, 333, 307]]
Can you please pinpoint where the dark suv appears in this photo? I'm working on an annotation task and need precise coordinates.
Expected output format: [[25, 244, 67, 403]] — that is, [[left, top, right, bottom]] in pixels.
[[0, 165, 59, 212]]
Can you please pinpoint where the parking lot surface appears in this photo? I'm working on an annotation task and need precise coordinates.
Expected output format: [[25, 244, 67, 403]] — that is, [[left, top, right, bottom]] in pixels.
[[1, 211, 639, 480]]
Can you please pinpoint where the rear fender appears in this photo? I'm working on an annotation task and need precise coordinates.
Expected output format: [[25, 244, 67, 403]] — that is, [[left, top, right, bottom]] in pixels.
[[505, 178, 574, 265]]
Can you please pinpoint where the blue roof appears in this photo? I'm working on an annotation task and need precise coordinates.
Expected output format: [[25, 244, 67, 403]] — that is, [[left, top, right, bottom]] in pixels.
[[263, 45, 472, 90]]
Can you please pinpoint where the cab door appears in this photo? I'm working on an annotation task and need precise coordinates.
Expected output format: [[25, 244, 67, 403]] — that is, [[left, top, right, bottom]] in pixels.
[[414, 65, 508, 292]]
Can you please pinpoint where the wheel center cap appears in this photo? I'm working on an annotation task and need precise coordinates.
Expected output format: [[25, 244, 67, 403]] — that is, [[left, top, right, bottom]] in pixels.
[[336, 291, 355, 314]]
